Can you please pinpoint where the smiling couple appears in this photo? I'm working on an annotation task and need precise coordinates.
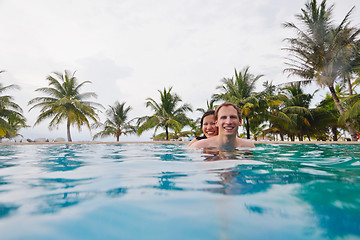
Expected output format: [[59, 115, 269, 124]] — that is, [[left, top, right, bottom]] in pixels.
[[190, 102, 255, 149]]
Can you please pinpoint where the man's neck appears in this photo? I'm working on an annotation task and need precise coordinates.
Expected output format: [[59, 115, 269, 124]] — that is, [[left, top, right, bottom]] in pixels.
[[217, 134, 237, 147]]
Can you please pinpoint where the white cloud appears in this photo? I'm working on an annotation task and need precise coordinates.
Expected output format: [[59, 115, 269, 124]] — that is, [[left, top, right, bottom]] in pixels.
[[0, 0, 359, 141]]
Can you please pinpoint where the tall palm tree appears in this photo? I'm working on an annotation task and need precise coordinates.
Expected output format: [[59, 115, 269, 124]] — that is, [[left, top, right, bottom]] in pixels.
[[137, 87, 192, 140], [0, 79, 27, 138], [283, 0, 360, 141], [28, 70, 102, 142], [93, 101, 135, 142], [213, 66, 263, 139]]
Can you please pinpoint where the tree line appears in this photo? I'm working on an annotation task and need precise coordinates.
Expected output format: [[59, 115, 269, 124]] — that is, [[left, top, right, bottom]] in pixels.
[[1, 0, 359, 142]]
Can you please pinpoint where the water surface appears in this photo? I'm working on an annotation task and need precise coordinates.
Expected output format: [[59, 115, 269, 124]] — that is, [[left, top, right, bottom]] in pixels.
[[0, 143, 359, 240]]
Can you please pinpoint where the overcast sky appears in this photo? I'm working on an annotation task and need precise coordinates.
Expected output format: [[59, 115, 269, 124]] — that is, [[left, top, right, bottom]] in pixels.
[[0, 0, 359, 141]]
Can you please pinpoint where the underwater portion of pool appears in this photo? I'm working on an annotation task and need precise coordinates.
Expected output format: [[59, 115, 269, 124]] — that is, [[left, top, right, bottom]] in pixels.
[[0, 143, 359, 239]]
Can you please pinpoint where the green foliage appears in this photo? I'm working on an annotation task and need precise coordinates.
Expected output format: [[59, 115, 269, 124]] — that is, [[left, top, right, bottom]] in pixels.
[[28, 70, 102, 142], [250, 124, 267, 141], [187, 118, 202, 138], [0, 78, 28, 138], [93, 101, 135, 141], [137, 87, 192, 140], [339, 94, 360, 130], [283, 0, 360, 140], [213, 66, 263, 139]]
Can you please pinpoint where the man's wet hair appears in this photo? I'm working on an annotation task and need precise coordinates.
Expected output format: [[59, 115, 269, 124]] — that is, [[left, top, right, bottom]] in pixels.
[[215, 102, 242, 120]]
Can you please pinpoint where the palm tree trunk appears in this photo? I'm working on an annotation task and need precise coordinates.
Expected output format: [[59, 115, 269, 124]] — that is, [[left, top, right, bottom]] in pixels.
[[346, 75, 353, 96], [298, 128, 303, 141], [328, 85, 358, 141], [280, 133, 284, 141], [245, 117, 250, 139], [116, 130, 122, 142], [165, 126, 169, 140], [67, 120, 72, 142], [331, 126, 338, 141]]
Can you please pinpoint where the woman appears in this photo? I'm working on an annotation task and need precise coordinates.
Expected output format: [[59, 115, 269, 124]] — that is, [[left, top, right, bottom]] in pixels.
[[188, 110, 218, 146]]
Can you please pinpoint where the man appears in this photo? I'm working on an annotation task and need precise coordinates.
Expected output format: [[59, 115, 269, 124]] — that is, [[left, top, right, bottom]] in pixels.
[[190, 102, 255, 149]]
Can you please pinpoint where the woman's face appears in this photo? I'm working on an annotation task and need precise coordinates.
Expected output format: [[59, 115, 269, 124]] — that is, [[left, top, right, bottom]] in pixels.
[[202, 114, 218, 138]]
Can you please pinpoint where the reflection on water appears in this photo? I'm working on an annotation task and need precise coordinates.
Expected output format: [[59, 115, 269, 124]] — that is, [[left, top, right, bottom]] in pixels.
[[299, 181, 360, 238], [106, 187, 127, 198], [0, 203, 19, 218], [199, 145, 360, 238], [34, 192, 92, 214], [155, 172, 187, 191], [37, 145, 87, 172], [32, 177, 95, 190], [0, 143, 359, 239], [0, 146, 19, 169], [201, 147, 254, 161]]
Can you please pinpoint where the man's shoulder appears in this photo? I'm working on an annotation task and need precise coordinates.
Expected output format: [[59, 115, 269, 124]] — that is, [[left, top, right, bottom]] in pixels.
[[237, 138, 255, 148], [190, 137, 214, 148]]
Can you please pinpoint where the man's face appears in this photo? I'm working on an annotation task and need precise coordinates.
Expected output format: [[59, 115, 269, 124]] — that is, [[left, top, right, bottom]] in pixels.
[[215, 106, 242, 136]]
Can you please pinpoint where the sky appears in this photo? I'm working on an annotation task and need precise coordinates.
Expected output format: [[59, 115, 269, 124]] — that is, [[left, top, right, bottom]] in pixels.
[[0, 0, 359, 141]]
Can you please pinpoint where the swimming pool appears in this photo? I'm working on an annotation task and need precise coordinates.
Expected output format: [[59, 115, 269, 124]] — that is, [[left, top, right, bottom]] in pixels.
[[0, 143, 359, 239]]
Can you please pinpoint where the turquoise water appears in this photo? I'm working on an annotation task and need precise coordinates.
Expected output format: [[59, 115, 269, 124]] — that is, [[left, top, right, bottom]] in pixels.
[[0, 143, 360, 240]]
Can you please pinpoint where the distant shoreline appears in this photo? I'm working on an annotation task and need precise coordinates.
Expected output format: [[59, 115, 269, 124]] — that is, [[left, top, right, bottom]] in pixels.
[[0, 140, 359, 146]]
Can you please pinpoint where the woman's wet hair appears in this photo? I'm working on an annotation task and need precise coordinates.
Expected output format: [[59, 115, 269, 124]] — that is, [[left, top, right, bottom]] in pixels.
[[196, 110, 215, 140]]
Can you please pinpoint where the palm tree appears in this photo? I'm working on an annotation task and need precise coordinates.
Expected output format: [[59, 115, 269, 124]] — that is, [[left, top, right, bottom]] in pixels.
[[93, 101, 135, 142], [258, 82, 291, 141], [257, 82, 283, 126], [28, 70, 102, 142], [0, 79, 27, 138], [280, 82, 314, 141], [188, 118, 202, 138], [213, 66, 263, 139], [137, 87, 192, 140], [283, 0, 360, 141]]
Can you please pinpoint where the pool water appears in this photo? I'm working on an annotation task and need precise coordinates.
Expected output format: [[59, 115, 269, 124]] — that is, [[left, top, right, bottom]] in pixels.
[[0, 143, 360, 239]]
